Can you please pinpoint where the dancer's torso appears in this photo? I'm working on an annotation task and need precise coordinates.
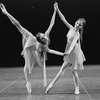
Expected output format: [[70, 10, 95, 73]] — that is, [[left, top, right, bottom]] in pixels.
[[65, 29, 79, 52], [64, 29, 86, 69]]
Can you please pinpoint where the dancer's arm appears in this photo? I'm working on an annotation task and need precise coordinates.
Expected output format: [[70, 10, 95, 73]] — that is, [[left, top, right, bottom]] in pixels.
[[47, 48, 64, 56], [0, 3, 34, 38], [66, 34, 79, 54], [45, 2, 57, 38], [56, 4, 73, 29]]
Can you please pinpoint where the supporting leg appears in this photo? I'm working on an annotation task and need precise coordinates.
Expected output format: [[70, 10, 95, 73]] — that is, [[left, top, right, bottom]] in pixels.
[[72, 70, 80, 94], [45, 61, 70, 93], [24, 65, 32, 93], [23, 49, 34, 93]]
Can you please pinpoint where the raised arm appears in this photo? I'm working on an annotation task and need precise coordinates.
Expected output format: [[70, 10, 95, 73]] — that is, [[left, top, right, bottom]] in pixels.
[[0, 3, 34, 38], [56, 3, 73, 29], [66, 34, 79, 54], [44, 2, 57, 38]]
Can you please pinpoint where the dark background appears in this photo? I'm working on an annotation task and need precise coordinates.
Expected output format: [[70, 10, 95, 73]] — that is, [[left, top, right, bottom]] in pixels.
[[0, 0, 100, 67]]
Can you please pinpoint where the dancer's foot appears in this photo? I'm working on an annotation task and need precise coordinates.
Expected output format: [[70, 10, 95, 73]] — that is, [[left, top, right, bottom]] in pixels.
[[26, 81, 32, 93], [45, 83, 53, 93], [75, 87, 80, 95]]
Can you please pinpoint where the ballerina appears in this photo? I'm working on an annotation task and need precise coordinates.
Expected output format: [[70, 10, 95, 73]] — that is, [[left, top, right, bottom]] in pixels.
[[0, 3, 64, 93], [45, 2, 86, 94]]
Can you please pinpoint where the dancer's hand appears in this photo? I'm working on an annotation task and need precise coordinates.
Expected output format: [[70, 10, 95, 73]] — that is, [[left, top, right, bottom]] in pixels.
[[54, 2, 58, 11], [63, 53, 67, 56], [54, 2, 58, 10], [63, 53, 66, 56], [0, 3, 7, 14], [64, 51, 70, 56]]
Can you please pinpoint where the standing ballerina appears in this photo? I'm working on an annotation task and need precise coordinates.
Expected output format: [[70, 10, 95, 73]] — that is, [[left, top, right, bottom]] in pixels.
[[46, 3, 86, 94], [0, 3, 64, 93]]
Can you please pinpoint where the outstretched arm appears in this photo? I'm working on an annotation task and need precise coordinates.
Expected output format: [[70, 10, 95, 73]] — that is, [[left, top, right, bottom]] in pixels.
[[0, 3, 33, 38], [66, 34, 79, 54], [47, 48, 64, 56], [56, 3, 73, 29], [45, 2, 57, 38]]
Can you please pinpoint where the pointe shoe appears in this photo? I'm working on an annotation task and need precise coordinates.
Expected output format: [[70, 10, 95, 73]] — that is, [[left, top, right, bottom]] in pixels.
[[75, 87, 80, 95], [26, 82, 32, 93], [45, 83, 53, 93]]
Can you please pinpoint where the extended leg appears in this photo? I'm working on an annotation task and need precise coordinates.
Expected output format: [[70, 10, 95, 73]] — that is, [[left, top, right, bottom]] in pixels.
[[72, 70, 80, 94], [45, 61, 70, 93], [0, 3, 33, 40]]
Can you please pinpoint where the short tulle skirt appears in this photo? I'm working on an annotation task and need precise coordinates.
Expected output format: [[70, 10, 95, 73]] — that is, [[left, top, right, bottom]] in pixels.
[[64, 43, 86, 70], [21, 42, 47, 70]]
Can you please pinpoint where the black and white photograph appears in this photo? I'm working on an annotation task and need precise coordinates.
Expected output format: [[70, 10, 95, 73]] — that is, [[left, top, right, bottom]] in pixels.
[[0, 0, 100, 100]]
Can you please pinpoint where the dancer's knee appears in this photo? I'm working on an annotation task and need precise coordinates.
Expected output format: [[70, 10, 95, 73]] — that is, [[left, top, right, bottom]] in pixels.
[[72, 70, 75, 75], [72, 70, 78, 78], [24, 65, 28, 73]]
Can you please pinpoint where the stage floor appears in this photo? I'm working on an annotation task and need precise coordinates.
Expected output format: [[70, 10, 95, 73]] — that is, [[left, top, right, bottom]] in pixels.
[[0, 65, 100, 100]]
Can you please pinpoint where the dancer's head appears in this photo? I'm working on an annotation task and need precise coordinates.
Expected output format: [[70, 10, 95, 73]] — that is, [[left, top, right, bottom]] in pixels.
[[36, 32, 49, 45], [75, 18, 86, 42], [75, 18, 86, 30]]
